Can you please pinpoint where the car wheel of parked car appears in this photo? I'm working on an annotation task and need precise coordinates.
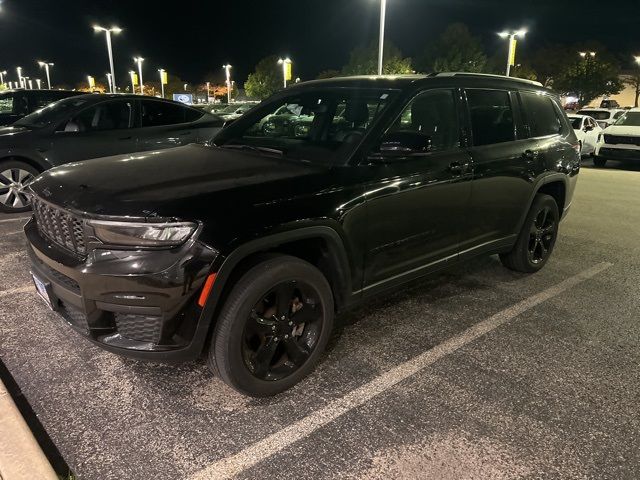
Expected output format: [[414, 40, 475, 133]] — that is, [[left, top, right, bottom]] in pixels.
[[593, 157, 607, 168], [0, 160, 40, 213], [500, 194, 559, 273], [208, 255, 334, 397]]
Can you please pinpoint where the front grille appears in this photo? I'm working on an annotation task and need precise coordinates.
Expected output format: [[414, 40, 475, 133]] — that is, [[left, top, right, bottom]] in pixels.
[[114, 313, 163, 344], [58, 301, 89, 331], [604, 135, 640, 146], [32, 197, 87, 256]]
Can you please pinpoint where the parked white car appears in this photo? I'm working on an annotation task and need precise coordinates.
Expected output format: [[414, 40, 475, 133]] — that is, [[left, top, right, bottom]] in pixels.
[[594, 108, 640, 167], [576, 108, 626, 129], [568, 114, 602, 156]]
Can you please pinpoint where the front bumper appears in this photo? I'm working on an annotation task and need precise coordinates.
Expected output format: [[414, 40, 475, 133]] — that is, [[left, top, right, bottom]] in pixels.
[[25, 218, 219, 362], [596, 147, 640, 162]]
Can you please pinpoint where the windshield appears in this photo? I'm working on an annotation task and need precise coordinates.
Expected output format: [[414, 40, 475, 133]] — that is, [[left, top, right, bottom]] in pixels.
[[569, 117, 582, 129], [216, 88, 397, 164], [14, 96, 92, 128], [613, 111, 640, 127], [576, 110, 610, 121]]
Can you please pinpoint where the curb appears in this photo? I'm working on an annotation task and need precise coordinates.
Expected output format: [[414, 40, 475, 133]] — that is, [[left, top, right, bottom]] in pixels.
[[0, 379, 57, 480]]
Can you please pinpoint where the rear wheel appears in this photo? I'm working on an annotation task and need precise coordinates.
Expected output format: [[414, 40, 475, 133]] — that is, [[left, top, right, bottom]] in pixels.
[[0, 160, 39, 213], [208, 255, 334, 397], [500, 194, 559, 273], [593, 157, 607, 168]]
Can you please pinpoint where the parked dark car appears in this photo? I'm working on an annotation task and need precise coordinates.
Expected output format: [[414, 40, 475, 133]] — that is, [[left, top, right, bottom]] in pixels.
[[24, 74, 580, 396], [0, 94, 224, 212], [0, 89, 84, 126]]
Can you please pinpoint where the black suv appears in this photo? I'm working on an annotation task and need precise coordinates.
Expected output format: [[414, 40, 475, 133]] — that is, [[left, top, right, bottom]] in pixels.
[[0, 89, 84, 126], [24, 74, 580, 397]]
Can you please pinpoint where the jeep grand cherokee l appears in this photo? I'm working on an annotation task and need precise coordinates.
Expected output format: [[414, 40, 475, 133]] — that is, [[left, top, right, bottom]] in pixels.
[[24, 74, 580, 397]]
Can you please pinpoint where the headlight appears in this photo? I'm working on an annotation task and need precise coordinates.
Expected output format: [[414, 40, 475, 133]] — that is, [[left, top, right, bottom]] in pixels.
[[294, 124, 310, 137], [89, 220, 197, 248]]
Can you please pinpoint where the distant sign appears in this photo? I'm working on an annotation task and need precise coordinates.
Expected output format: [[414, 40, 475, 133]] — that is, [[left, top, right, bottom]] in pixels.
[[173, 93, 193, 105]]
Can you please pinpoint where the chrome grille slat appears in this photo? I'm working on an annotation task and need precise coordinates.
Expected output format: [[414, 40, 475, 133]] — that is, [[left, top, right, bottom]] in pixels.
[[32, 197, 87, 256]]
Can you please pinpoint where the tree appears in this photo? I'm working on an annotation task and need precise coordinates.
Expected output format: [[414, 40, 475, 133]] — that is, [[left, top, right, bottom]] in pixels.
[[511, 63, 539, 82], [341, 42, 413, 76], [622, 72, 640, 107], [417, 23, 487, 73], [530, 45, 581, 88], [244, 55, 283, 100], [554, 57, 623, 105], [316, 69, 341, 80]]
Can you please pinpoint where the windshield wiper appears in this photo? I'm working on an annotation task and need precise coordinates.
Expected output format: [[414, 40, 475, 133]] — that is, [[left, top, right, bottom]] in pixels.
[[220, 144, 283, 156]]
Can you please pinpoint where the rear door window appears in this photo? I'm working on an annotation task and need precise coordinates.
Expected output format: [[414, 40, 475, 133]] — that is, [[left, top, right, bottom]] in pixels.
[[141, 100, 189, 127], [466, 89, 515, 146], [520, 92, 563, 137], [67, 100, 133, 132]]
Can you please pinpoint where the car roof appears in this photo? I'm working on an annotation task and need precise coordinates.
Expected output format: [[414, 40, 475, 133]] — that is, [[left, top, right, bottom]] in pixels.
[[1, 89, 79, 95], [289, 73, 546, 92], [567, 114, 589, 119], [63, 93, 202, 108]]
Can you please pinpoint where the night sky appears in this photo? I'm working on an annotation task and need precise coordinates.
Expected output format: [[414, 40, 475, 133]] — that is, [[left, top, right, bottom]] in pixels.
[[1, 0, 638, 88]]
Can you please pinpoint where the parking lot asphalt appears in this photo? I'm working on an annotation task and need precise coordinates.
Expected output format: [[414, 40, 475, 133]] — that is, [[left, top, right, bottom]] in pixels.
[[0, 161, 639, 479]]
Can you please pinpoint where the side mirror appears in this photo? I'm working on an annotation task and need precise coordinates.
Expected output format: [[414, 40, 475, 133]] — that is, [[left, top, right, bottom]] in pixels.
[[378, 131, 432, 158]]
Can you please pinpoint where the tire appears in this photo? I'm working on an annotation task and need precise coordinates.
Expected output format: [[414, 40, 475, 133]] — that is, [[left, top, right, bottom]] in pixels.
[[208, 255, 334, 397], [500, 194, 560, 273], [0, 160, 40, 213], [593, 157, 607, 168]]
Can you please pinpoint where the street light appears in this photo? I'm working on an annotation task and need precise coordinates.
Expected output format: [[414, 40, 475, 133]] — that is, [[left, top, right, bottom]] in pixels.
[[26, 78, 32, 90], [16, 66, 23, 89], [35, 78, 42, 89], [0, 71, 6, 87], [578, 51, 596, 59], [498, 29, 527, 77], [128, 70, 136, 93], [158, 69, 166, 99], [277, 58, 292, 88], [223, 64, 232, 103], [93, 25, 122, 93], [106, 73, 113, 93], [133, 57, 144, 95], [377, 0, 387, 75], [37, 61, 54, 89]]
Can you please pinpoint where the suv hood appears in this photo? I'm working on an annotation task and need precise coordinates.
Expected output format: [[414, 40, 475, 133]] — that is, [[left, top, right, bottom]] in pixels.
[[602, 125, 640, 136], [29, 144, 326, 219]]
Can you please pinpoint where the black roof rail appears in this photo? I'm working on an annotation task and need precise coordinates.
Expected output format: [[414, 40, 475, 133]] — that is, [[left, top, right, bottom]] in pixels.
[[435, 72, 543, 87]]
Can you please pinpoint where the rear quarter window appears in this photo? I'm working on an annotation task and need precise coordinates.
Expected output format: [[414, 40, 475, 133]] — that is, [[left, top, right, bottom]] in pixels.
[[466, 89, 516, 147], [521, 92, 563, 137]]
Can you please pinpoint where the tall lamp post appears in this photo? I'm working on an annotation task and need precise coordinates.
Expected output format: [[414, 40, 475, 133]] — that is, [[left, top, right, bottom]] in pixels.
[[498, 29, 527, 77], [0, 71, 6, 87], [223, 64, 232, 103], [377, 0, 387, 75], [158, 69, 166, 99], [35, 79, 42, 89], [133, 57, 144, 95], [277, 58, 292, 88], [16, 67, 23, 89], [93, 26, 122, 93], [37, 61, 54, 89], [128, 70, 137, 93], [106, 73, 113, 93]]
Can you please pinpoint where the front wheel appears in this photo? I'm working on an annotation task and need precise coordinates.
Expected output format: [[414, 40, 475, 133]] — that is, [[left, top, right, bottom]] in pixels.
[[0, 160, 40, 213], [208, 255, 334, 397], [500, 194, 560, 273]]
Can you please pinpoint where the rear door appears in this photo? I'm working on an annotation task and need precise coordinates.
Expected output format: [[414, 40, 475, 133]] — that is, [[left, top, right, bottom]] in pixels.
[[47, 99, 137, 164], [462, 88, 539, 256], [134, 99, 200, 151]]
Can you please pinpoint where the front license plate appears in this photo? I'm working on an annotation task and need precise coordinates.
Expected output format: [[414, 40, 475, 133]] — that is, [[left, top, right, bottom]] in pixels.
[[32, 274, 53, 310]]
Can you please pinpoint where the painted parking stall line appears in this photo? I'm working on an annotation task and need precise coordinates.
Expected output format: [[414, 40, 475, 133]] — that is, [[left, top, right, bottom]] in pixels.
[[189, 262, 613, 480], [0, 216, 30, 224], [0, 285, 34, 299]]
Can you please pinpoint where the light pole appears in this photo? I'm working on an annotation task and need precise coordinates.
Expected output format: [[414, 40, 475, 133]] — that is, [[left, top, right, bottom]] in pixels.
[[277, 58, 292, 88], [93, 25, 122, 93], [133, 57, 144, 95], [158, 69, 166, 99], [0, 71, 6, 87], [106, 73, 113, 93], [498, 29, 527, 77], [223, 64, 232, 103], [26, 78, 32, 90], [16, 67, 23, 88], [128, 70, 136, 93], [377, 0, 387, 75], [35, 79, 42, 89], [37, 61, 54, 89]]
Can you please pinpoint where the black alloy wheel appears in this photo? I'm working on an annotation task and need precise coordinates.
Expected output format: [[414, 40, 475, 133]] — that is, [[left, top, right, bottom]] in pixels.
[[500, 193, 559, 273], [208, 255, 334, 397], [243, 280, 323, 381], [528, 206, 556, 265]]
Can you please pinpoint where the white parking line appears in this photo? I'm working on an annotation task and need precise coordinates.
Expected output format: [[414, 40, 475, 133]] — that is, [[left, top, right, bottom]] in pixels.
[[3, 230, 24, 237], [188, 261, 613, 480], [0, 216, 30, 224], [0, 285, 34, 298]]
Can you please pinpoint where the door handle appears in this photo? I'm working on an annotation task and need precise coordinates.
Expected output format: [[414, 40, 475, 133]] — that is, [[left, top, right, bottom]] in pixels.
[[448, 161, 469, 174], [523, 149, 538, 161]]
